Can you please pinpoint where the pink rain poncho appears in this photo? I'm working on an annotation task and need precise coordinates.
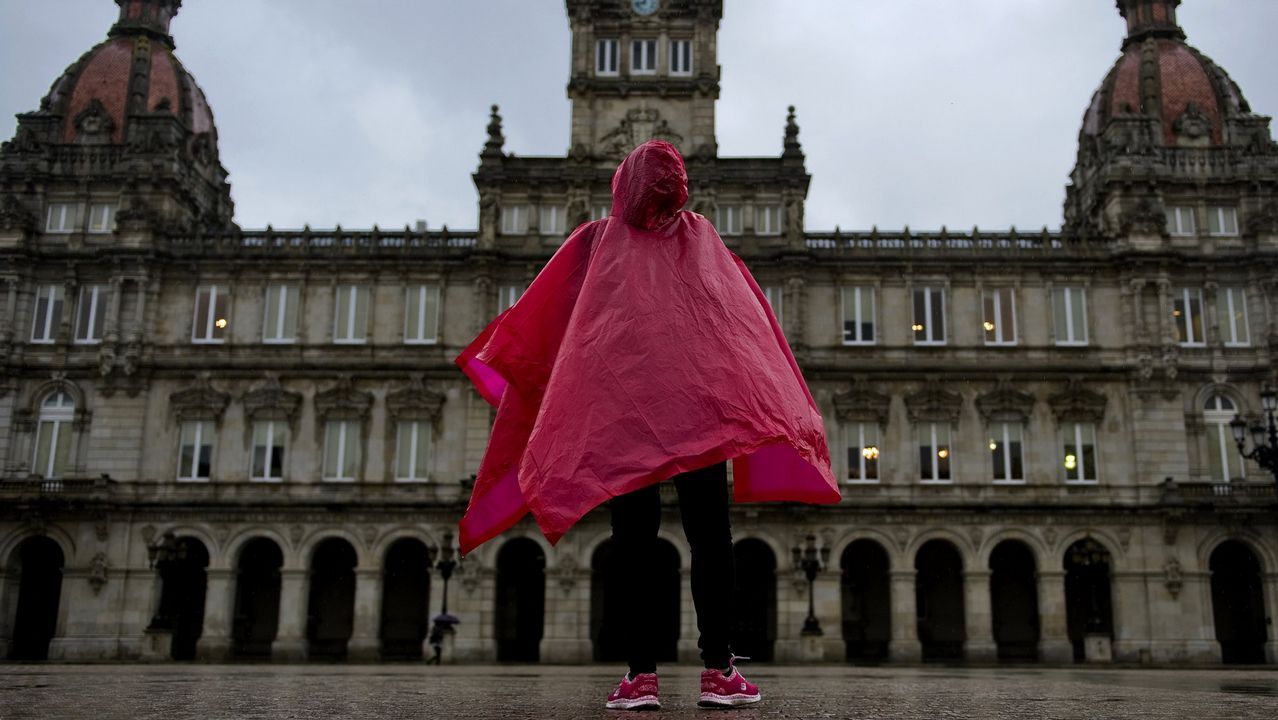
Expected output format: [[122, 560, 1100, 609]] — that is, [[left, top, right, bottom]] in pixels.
[[456, 140, 839, 554]]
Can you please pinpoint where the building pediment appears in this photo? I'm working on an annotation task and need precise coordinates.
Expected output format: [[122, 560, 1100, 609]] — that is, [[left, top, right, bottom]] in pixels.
[[832, 383, 891, 425], [314, 376, 373, 420], [1049, 382, 1107, 423], [242, 376, 302, 422], [975, 387, 1036, 423], [904, 386, 962, 423], [169, 376, 230, 421]]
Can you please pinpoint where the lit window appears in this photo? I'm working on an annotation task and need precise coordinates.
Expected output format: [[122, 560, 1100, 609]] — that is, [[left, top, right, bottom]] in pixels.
[[32, 391, 75, 479], [669, 39, 692, 75], [714, 205, 742, 235], [1052, 287, 1088, 345], [1165, 206, 1196, 236], [1218, 287, 1249, 346], [539, 205, 565, 235], [30, 285, 64, 344], [500, 205, 529, 235], [1207, 207, 1238, 237], [322, 420, 360, 481], [989, 422, 1024, 483], [631, 39, 657, 74], [74, 285, 110, 344], [1202, 395, 1243, 483], [912, 287, 946, 345], [1173, 288, 1205, 346], [192, 285, 229, 343], [845, 422, 880, 483], [918, 423, 951, 482], [262, 284, 299, 344], [87, 204, 116, 234], [250, 420, 287, 481], [395, 420, 432, 482], [755, 205, 783, 236], [841, 287, 875, 345], [596, 39, 619, 76], [45, 203, 79, 233], [333, 285, 369, 344], [498, 285, 523, 314], [1061, 422, 1098, 483], [763, 286, 784, 328], [405, 285, 441, 344], [177, 420, 213, 481], [982, 288, 1016, 345]]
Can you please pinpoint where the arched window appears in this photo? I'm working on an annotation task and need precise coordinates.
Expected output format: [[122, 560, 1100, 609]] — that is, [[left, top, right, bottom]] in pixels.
[[33, 391, 75, 478], [1203, 394, 1242, 482]]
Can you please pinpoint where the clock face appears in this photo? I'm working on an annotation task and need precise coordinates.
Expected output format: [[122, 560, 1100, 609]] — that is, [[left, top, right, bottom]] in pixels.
[[632, 0, 659, 17]]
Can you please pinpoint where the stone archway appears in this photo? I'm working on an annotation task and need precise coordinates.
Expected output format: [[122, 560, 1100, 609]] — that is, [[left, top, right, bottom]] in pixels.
[[379, 538, 432, 661], [151, 537, 210, 660], [840, 539, 891, 662], [306, 537, 357, 660], [915, 539, 965, 661], [6, 536, 65, 661], [591, 537, 681, 663], [231, 537, 283, 659], [989, 540, 1040, 661], [1063, 538, 1114, 662], [495, 537, 546, 662], [1210, 540, 1268, 664], [731, 539, 776, 661]]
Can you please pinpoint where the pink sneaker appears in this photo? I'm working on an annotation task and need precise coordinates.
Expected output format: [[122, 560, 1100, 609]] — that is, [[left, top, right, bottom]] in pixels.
[[605, 672, 661, 711], [699, 659, 761, 708]]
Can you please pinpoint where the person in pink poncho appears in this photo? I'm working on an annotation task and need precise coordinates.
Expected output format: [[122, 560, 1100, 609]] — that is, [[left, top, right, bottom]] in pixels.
[[456, 140, 840, 710]]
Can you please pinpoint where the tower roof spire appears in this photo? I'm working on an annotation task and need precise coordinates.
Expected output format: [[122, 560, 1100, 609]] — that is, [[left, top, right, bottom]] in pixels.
[[1116, 0, 1184, 49], [109, 0, 182, 47]]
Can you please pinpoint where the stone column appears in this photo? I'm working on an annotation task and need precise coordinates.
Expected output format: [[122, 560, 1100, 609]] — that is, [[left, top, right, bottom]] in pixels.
[[273, 568, 307, 660], [963, 570, 997, 662], [1036, 570, 1073, 663], [347, 568, 382, 661], [1264, 571, 1278, 665], [196, 568, 233, 661], [888, 570, 921, 662]]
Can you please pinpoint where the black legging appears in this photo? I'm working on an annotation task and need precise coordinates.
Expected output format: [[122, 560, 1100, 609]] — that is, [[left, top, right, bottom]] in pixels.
[[609, 461, 734, 674]]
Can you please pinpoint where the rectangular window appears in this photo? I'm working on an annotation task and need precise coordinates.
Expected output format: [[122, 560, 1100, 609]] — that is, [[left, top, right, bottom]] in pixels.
[[500, 205, 529, 235], [596, 39, 619, 76], [86, 203, 115, 234], [845, 422, 880, 483], [1173, 288, 1205, 345], [763, 286, 784, 327], [982, 288, 1017, 345], [322, 419, 360, 481], [395, 420, 433, 482], [333, 285, 369, 344], [250, 420, 287, 481], [1061, 422, 1098, 483], [32, 418, 72, 479], [177, 420, 214, 481], [405, 284, 441, 344], [499, 285, 523, 313], [1218, 287, 1250, 346], [631, 39, 657, 74], [262, 284, 299, 344], [1206, 422, 1244, 483], [715, 205, 742, 235], [1207, 206, 1238, 236], [841, 287, 876, 345], [1052, 287, 1088, 345], [918, 423, 952, 482], [591, 204, 611, 221], [912, 287, 946, 345], [30, 285, 64, 343], [755, 205, 783, 236], [192, 284, 229, 343], [989, 422, 1025, 483], [74, 285, 109, 344], [669, 39, 692, 75], [1165, 205, 1196, 236], [45, 203, 79, 233], [539, 205, 565, 235]]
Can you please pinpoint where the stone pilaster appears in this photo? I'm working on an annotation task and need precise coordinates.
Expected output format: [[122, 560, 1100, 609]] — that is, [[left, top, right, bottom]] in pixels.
[[962, 570, 997, 662], [888, 570, 921, 662], [273, 569, 307, 660], [1036, 571, 1073, 662], [347, 568, 382, 661], [195, 568, 233, 661]]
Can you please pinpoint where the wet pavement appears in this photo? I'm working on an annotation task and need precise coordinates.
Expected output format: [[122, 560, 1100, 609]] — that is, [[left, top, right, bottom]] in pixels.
[[1, 664, 1277, 719]]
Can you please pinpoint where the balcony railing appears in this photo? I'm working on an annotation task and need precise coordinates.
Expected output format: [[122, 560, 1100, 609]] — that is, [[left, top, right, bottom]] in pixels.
[[805, 228, 1106, 256], [1162, 481, 1276, 506], [168, 229, 478, 257]]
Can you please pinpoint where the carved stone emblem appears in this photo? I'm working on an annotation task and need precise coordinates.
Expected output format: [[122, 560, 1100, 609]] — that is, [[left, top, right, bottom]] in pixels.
[[73, 98, 116, 144], [1173, 102, 1212, 140], [170, 373, 230, 421], [597, 108, 684, 160], [1163, 558, 1183, 599], [88, 552, 108, 595]]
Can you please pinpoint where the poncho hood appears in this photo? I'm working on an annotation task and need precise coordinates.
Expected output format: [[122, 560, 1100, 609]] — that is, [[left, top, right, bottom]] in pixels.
[[611, 140, 690, 231]]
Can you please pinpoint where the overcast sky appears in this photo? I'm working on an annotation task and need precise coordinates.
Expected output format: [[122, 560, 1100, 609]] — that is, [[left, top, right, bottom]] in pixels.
[[2, 1, 1276, 232]]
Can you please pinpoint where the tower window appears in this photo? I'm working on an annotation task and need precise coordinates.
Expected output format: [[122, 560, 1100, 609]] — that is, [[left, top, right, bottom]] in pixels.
[[87, 204, 116, 234], [596, 39, 619, 76], [631, 39, 657, 74], [539, 205, 565, 235], [714, 205, 742, 235], [1165, 206, 1196, 236], [1207, 206, 1238, 236], [500, 205, 529, 235], [45, 203, 80, 233], [670, 39, 692, 75], [755, 205, 783, 236]]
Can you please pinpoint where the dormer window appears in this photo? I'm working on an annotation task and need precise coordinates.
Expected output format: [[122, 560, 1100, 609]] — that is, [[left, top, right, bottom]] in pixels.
[[669, 39, 692, 75], [596, 39, 619, 76], [631, 39, 657, 74]]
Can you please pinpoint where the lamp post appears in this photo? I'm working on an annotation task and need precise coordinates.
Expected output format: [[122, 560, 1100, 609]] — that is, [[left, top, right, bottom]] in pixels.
[[427, 531, 461, 664], [792, 534, 829, 636], [1229, 387, 1278, 494]]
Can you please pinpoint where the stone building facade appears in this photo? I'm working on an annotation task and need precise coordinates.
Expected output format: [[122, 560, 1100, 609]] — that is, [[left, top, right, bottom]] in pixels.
[[1, 0, 1276, 666]]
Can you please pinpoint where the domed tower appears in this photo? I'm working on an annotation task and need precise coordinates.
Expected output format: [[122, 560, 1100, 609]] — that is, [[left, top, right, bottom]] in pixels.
[[0, 0, 234, 240], [1064, 0, 1278, 245]]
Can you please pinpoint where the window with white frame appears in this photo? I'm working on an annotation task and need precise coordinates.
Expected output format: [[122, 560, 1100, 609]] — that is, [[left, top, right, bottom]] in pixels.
[[669, 39, 692, 75], [250, 420, 287, 481], [1173, 287, 1205, 345], [841, 286, 875, 345], [1061, 422, 1098, 483], [498, 284, 523, 313], [1202, 395, 1243, 483], [1207, 206, 1238, 237], [918, 423, 952, 482], [591, 204, 611, 221], [1052, 286, 1088, 345], [912, 287, 946, 345], [982, 288, 1017, 345], [262, 284, 299, 344], [192, 284, 229, 343], [845, 422, 880, 483], [405, 284, 441, 344], [395, 419, 433, 482], [32, 391, 75, 479], [595, 38, 619, 76], [631, 39, 657, 74], [755, 205, 783, 236], [539, 205, 565, 235], [177, 420, 214, 481], [45, 203, 80, 233], [1217, 287, 1250, 346], [333, 285, 369, 344], [1165, 205, 1196, 236], [763, 286, 784, 325], [30, 285, 64, 343], [714, 205, 742, 235], [989, 422, 1025, 483], [86, 203, 116, 234], [74, 285, 110, 344], [500, 205, 529, 235], [322, 419, 360, 481]]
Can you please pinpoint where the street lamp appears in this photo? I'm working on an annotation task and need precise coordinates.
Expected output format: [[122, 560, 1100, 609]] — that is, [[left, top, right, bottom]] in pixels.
[[1229, 387, 1278, 494], [427, 531, 461, 664], [792, 534, 830, 636]]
